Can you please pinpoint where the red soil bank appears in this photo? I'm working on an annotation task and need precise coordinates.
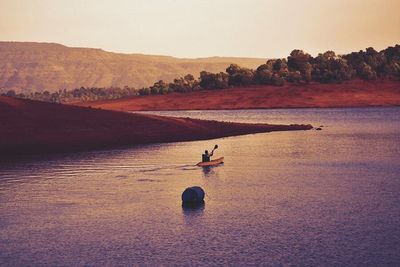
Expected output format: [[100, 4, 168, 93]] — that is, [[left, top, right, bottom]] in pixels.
[[76, 80, 400, 111], [0, 96, 312, 157]]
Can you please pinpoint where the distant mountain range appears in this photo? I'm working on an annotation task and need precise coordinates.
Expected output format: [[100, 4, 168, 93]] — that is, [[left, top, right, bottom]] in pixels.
[[0, 42, 266, 93]]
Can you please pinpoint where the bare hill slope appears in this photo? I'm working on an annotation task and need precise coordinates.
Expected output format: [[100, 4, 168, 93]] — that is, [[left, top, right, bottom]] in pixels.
[[0, 42, 265, 93]]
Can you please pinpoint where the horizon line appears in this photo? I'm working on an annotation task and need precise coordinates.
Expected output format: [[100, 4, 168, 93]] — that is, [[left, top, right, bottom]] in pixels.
[[1, 40, 398, 60]]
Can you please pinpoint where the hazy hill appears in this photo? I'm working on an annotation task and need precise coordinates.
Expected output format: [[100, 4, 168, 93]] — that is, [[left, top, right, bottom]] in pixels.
[[0, 42, 266, 93]]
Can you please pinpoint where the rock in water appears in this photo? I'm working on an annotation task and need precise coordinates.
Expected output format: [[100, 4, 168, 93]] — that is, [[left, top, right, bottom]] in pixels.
[[182, 186, 205, 204]]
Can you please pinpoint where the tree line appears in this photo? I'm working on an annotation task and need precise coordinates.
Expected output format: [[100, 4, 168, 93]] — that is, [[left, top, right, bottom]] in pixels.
[[1, 86, 137, 103], [2, 44, 399, 102], [140, 44, 400, 94]]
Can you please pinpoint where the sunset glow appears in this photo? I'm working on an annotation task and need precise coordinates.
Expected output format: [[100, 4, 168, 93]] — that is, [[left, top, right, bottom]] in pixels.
[[1, 1, 400, 266], [1, 0, 399, 57]]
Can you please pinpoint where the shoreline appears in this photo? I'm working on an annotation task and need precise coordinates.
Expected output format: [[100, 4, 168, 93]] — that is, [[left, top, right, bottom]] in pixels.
[[75, 80, 400, 112], [0, 96, 312, 159], [131, 104, 400, 112]]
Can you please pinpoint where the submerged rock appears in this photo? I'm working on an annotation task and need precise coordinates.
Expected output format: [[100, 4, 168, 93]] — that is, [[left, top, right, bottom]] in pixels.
[[182, 186, 205, 204]]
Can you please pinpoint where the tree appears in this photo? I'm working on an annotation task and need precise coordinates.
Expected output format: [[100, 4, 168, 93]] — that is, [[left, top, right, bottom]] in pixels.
[[199, 71, 229, 89], [332, 58, 354, 82], [288, 50, 313, 82], [271, 74, 285, 86], [383, 62, 400, 78], [225, 64, 255, 86], [255, 59, 288, 84], [344, 48, 382, 80], [286, 71, 302, 83], [360, 63, 377, 80], [149, 80, 169, 94], [255, 64, 273, 84], [312, 52, 354, 83], [168, 74, 199, 92], [226, 64, 241, 76], [138, 88, 150, 96], [382, 45, 400, 79]]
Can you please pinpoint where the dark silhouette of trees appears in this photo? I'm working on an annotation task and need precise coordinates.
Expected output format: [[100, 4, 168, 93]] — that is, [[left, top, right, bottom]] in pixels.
[[226, 64, 255, 86], [311, 51, 354, 83], [148, 80, 169, 94], [3, 86, 139, 102], [199, 71, 229, 89], [255, 59, 288, 85], [255, 64, 273, 84], [381, 45, 400, 78], [288, 50, 312, 82], [168, 74, 200, 93], [138, 88, 150, 96]]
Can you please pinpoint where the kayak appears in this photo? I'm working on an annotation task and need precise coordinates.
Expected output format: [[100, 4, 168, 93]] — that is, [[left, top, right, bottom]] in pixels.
[[196, 157, 224, 167]]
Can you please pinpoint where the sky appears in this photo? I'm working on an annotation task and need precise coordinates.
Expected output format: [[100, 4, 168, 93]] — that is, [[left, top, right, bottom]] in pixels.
[[1, 0, 399, 58]]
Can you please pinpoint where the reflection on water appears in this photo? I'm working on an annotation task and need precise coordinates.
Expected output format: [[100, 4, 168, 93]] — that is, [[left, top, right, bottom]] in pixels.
[[182, 202, 205, 215], [201, 165, 221, 177], [0, 107, 400, 266]]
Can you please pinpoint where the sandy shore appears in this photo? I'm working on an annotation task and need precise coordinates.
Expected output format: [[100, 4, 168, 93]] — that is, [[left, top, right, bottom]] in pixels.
[[0, 96, 312, 157], [75, 80, 400, 111]]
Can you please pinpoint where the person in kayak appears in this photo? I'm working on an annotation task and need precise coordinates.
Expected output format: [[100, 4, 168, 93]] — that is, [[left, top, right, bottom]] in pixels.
[[202, 150, 213, 162], [201, 145, 218, 162]]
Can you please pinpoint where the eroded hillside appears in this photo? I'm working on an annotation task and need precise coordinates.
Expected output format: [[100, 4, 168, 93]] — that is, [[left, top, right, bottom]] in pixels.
[[0, 42, 265, 93]]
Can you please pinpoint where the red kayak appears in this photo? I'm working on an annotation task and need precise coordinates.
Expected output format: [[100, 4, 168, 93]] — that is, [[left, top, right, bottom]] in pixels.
[[196, 157, 224, 167]]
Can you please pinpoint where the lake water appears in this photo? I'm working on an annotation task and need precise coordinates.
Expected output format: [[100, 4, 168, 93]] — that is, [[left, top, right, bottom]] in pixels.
[[0, 107, 399, 266]]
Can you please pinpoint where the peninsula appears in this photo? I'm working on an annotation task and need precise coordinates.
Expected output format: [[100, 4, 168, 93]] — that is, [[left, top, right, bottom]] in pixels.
[[0, 96, 312, 157]]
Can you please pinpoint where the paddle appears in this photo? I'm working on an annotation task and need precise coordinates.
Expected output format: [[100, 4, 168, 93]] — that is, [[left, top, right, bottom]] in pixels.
[[211, 144, 218, 154]]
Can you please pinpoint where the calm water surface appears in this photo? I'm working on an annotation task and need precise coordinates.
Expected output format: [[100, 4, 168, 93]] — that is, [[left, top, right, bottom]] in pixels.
[[1, 107, 400, 266]]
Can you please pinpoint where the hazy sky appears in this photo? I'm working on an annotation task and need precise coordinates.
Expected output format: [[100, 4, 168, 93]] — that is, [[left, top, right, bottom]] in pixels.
[[1, 0, 399, 58]]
